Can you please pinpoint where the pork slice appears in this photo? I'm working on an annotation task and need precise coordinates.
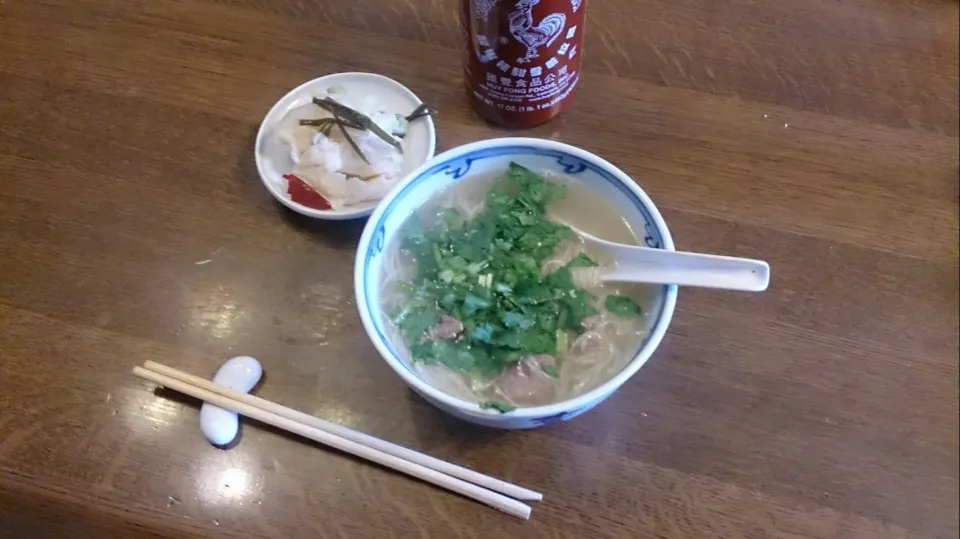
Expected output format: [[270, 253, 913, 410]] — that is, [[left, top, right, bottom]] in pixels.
[[428, 315, 464, 341]]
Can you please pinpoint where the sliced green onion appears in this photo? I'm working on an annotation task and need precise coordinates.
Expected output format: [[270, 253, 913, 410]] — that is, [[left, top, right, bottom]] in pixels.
[[556, 330, 569, 354]]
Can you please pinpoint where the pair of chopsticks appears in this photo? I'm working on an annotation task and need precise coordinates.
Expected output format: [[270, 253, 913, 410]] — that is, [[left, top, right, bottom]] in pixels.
[[132, 361, 540, 519]]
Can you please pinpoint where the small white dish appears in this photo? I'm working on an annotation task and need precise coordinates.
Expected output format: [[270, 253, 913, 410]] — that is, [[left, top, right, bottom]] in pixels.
[[255, 72, 437, 220]]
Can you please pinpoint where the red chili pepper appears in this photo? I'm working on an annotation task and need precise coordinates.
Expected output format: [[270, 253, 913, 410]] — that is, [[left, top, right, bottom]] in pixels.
[[283, 174, 331, 210]]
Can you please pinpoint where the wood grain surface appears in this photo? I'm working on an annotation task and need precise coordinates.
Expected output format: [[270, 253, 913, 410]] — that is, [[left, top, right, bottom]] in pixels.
[[1, 0, 958, 537]]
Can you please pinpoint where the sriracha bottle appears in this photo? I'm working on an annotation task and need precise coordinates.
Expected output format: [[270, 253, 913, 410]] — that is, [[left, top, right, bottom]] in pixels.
[[461, 0, 586, 128]]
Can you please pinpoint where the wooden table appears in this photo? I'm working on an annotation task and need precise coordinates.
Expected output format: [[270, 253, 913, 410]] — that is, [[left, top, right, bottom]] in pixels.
[[1, 0, 957, 537]]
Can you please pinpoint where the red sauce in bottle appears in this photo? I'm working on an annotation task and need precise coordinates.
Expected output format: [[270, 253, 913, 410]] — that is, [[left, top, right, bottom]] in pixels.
[[461, 0, 586, 128]]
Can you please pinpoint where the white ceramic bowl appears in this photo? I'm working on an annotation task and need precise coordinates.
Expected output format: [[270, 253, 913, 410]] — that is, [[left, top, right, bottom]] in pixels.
[[354, 138, 678, 429], [254, 72, 437, 220]]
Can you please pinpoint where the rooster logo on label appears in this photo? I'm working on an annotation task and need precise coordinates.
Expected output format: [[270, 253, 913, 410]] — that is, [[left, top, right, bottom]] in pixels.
[[508, 0, 566, 64]]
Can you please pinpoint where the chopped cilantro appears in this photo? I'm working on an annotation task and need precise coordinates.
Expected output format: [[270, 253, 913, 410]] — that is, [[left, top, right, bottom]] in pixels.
[[542, 364, 561, 378], [463, 293, 492, 315], [555, 330, 569, 355], [605, 295, 643, 317], [502, 311, 535, 329], [566, 252, 599, 268], [479, 400, 517, 413], [440, 208, 459, 225], [393, 303, 442, 342], [469, 324, 495, 343], [391, 163, 641, 407]]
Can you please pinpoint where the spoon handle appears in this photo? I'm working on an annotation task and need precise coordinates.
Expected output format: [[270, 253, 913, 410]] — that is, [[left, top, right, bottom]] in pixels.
[[602, 247, 770, 292]]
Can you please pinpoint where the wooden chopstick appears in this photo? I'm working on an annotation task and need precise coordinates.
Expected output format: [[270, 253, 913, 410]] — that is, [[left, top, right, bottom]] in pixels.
[[141, 361, 541, 502], [132, 364, 534, 520]]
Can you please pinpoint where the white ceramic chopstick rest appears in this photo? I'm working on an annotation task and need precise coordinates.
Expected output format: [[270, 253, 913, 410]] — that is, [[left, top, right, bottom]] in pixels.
[[200, 356, 263, 446]]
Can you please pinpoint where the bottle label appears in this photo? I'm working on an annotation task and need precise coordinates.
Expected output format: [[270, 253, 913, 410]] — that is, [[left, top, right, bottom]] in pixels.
[[465, 0, 585, 117]]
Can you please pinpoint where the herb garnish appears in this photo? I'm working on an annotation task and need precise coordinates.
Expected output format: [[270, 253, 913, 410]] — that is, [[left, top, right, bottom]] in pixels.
[[392, 163, 609, 378], [339, 171, 383, 182], [335, 120, 370, 164], [298, 112, 371, 163], [479, 401, 517, 413], [313, 97, 403, 153], [298, 117, 363, 132], [404, 103, 437, 123], [300, 97, 437, 161], [542, 364, 561, 378], [604, 295, 642, 317]]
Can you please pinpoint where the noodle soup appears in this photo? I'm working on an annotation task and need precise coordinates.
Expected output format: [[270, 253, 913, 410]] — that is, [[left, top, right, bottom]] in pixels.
[[379, 163, 657, 411]]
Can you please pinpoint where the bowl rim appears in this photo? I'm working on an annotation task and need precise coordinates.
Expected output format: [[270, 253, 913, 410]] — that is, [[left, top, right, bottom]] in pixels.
[[254, 72, 437, 220], [354, 137, 678, 418]]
